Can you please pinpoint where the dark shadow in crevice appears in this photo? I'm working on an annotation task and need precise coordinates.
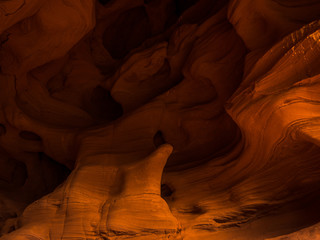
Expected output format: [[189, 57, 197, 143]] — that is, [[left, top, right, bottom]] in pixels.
[[98, 0, 112, 5], [103, 6, 152, 59], [181, 205, 207, 215], [144, 0, 156, 4], [153, 131, 166, 148], [88, 86, 123, 122], [13, 161, 28, 187], [161, 183, 174, 198], [19, 131, 42, 141], [38, 152, 71, 195], [0, 124, 6, 136], [7, 225, 15, 234], [173, 0, 199, 17], [0, 158, 27, 189]]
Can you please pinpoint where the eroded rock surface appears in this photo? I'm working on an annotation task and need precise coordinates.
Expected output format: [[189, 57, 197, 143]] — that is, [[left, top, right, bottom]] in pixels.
[[0, 0, 320, 239]]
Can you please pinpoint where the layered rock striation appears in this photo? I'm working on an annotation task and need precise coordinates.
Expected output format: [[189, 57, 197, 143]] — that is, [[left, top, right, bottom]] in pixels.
[[0, 0, 320, 239]]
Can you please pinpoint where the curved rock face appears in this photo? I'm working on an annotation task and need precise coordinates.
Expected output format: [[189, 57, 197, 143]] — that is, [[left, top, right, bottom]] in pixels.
[[0, 0, 320, 239]]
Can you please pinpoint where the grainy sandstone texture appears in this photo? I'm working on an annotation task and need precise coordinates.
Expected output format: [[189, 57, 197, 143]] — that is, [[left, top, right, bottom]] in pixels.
[[1, 0, 320, 239]]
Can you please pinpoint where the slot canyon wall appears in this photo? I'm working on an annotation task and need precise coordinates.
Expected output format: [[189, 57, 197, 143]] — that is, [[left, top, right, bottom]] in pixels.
[[0, 0, 320, 239]]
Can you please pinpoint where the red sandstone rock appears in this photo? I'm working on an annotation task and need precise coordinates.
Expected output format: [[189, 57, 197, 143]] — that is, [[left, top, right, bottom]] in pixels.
[[0, 0, 320, 239]]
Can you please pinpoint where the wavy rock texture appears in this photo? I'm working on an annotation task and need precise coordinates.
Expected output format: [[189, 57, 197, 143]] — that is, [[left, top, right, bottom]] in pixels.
[[0, 0, 320, 239]]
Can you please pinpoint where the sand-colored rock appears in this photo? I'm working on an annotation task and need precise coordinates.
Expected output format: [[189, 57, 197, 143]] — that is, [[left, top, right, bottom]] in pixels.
[[1, 0, 320, 239]]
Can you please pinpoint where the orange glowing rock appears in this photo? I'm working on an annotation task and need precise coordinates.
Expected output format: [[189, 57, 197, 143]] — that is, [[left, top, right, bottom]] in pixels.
[[0, 0, 320, 239]]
